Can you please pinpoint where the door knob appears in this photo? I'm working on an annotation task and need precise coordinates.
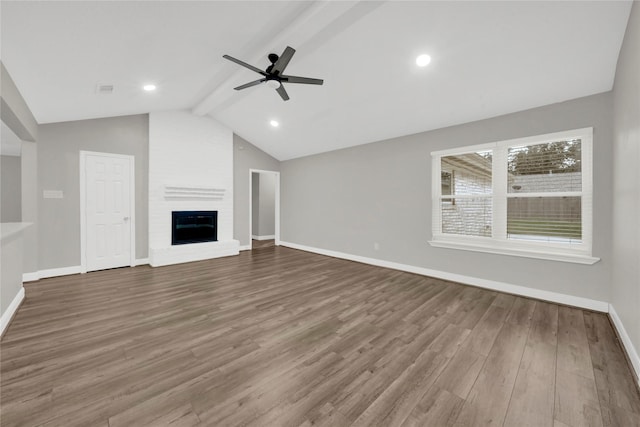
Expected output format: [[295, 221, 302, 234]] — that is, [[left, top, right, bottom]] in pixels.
[[124, 216, 130, 221]]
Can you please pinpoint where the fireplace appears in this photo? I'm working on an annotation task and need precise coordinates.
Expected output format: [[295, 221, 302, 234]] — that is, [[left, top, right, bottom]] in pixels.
[[171, 211, 218, 245]]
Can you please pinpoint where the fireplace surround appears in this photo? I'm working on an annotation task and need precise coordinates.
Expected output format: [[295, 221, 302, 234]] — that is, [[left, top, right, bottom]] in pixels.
[[148, 111, 239, 267]]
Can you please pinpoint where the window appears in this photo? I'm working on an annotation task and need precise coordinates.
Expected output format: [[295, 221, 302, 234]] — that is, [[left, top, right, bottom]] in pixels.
[[430, 128, 598, 264]]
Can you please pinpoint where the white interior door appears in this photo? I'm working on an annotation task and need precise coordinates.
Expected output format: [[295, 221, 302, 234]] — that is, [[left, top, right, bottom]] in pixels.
[[84, 153, 133, 272]]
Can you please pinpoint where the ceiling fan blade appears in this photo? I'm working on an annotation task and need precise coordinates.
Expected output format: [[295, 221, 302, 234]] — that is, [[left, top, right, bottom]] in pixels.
[[272, 46, 295, 75], [281, 75, 324, 85], [276, 84, 290, 101], [223, 55, 267, 76], [234, 79, 266, 90]]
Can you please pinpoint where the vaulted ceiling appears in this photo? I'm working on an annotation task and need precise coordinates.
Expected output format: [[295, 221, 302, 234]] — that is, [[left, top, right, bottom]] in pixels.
[[1, 1, 632, 160]]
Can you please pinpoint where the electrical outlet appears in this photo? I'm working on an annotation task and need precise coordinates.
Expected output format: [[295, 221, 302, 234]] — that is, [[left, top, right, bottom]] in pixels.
[[374, 242, 380, 250]]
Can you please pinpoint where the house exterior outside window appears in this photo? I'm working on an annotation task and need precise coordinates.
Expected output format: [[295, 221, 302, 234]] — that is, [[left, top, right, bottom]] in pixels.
[[430, 128, 599, 264]]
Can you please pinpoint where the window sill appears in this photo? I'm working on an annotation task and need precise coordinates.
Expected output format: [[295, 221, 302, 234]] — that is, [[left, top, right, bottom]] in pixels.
[[428, 239, 600, 265]]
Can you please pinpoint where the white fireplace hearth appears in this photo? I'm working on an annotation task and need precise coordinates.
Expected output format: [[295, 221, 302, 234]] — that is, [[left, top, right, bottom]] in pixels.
[[150, 240, 239, 267], [148, 111, 239, 267]]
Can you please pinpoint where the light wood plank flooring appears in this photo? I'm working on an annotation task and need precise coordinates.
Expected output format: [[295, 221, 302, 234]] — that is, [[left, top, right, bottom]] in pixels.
[[2, 246, 639, 426]]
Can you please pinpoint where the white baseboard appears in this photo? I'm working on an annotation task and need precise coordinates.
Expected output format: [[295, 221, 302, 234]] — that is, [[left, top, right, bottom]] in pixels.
[[40, 265, 81, 279], [23, 260, 152, 281], [22, 271, 40, 282], [239, 245, 251, 251], [252, 235, 275, 241], [1, 287, 25, 336], [609, 304, 640, 387], [279, 241, 609, 313], [22, 265, 82, 282]]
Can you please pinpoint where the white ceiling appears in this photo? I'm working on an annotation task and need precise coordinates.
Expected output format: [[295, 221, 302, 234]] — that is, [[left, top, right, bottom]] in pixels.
[[1, 1, 632, 160]]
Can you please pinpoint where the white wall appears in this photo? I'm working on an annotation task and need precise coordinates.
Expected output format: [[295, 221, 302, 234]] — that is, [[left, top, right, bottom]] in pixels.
[[148, 111, 237, 265], [611, 1, 640, 381]]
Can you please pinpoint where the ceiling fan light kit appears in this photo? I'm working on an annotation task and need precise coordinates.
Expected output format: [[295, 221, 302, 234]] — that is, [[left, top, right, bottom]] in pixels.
[[223, 46, 324, 101]]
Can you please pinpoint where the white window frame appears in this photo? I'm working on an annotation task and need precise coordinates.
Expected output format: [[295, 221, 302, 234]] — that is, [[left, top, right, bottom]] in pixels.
[[429, 127, 599, 265]]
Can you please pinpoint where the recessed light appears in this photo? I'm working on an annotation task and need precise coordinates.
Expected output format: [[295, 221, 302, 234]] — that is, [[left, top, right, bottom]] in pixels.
[[270, 120, 279, 128], [143, 84, 157, 91], [416, 54, 431, 67]]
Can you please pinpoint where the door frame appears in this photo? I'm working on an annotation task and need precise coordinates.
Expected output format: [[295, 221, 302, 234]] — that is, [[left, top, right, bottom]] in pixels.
[[249, 169, 280, 249], [80, 150, 136, 273]]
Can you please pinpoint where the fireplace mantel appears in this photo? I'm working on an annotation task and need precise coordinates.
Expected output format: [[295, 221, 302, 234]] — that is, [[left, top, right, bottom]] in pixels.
[[164, 185, 226, 200]]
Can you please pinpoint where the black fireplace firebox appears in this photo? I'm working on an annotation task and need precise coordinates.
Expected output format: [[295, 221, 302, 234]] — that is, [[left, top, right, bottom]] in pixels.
[[171, 211, 218, 245]]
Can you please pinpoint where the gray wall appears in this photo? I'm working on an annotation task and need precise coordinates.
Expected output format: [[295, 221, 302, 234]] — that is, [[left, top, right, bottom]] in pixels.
[[252, 173, 260, 236], [258, 173, 276, 237], [1, 62, 37, 142], [21, 141, 38, 274], [611, 2, 640, 374], [251, 172, 276, 237], [1, 229, 24, 318], [1, 155, 21, 222], [281, 92, 613, 303], [0, 62, 36, 323], [37, 115, 148, 270], [233, 134, 280, 247]]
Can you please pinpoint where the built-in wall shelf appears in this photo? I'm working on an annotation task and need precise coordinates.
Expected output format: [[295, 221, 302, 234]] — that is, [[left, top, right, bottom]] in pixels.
[[164, 185, 226, 201]]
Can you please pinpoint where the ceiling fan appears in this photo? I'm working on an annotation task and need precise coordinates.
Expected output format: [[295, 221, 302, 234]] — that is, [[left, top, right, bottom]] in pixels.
[[223, 46, 324, 101]]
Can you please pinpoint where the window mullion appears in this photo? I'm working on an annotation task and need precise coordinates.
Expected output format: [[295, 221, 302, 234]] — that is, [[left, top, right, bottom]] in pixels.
[[493, 145, 508, 240]]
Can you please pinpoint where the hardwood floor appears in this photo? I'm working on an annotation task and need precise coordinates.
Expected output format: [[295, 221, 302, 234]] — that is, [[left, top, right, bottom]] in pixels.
[[252, 239, 275, 249], [1, 246, 639, 426]]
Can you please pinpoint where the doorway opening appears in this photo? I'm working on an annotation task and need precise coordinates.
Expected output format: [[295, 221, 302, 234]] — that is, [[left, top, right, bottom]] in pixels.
[[249, 169, 280, 250]]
